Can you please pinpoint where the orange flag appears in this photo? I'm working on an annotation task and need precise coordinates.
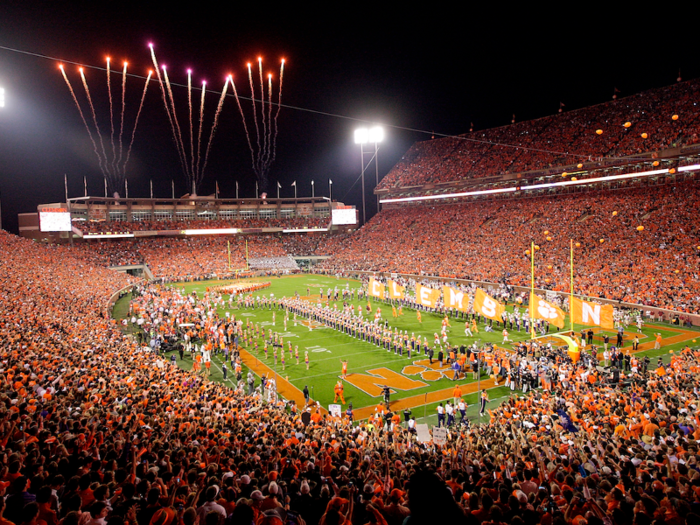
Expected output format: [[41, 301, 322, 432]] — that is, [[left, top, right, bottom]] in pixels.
[[415, 284, 440, 308], [368, 278, 385, 299], [442, 286, 468, 312], [570, 297, 614, 329], [387, 280, 405, 300], [529, 293, 566, 329], [473, 288, 505, 321]]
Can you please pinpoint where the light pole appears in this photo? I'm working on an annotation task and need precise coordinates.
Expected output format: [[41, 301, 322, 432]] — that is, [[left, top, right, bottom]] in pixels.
[[354, 126, 384, 225]]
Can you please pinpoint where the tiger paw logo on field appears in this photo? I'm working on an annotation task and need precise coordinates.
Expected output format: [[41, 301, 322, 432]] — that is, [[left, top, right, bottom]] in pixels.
[[401, 359, 453, 381]]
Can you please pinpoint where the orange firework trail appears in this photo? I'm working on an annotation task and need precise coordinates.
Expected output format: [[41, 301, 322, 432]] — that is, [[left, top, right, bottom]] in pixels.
[[200, 76, 230, 177], [272, 59, 284, 163], [162, 65, 191, 182], [148, 44, 231, 192], [247, 62, 262, 167], [257, 57, 267, 173], [117, 61, 128, 168], [265, 73, 273, 165], [59, 65, 105, 178], [187, 70, 195, 178], [230, 77, 256, 168], [79, 68, 111, 179], [106, 57, 117, 173], [232, 57, 286, 192], [196, 81, 206, 185], [59, 59, 151, 194], [123, 70, 152, 173], [150, 45, 189, 181]]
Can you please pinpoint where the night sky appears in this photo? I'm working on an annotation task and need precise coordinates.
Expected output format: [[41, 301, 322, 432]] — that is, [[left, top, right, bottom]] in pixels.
[[1, 3, 699, 234]]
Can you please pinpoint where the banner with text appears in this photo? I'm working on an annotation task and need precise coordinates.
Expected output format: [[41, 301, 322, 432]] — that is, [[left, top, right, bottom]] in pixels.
[[473, 288, 506, 322], [442, 286, 469, 311], [388, 280, 406, 300], [415, 284, 440, 308], [570, 297, 614, 329], [368, 278, 385, 299]]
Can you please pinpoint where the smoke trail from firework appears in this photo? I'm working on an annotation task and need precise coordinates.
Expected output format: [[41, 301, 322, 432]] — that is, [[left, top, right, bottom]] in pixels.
[[196, 81, 206, 183], [187, 69, 195, 179], [230, 77, 256, 169], [59, 65, 106, 178], [123, 71, 152, 173], [271, 59, 284, 163], [200, 76, 230, 181], [79, 68, 111, 180], [162, 65, 191, 182], [116, 61, 127, 169], [264, 73, 273, 166], [106, 57, 117, 173], [258, 57, 267, 173], [247, 62, 262, 171], [149, 45, 189, 179]]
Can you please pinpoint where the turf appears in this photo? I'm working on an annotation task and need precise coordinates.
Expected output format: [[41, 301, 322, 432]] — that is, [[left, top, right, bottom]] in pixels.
[[113, 274, 700, 420]]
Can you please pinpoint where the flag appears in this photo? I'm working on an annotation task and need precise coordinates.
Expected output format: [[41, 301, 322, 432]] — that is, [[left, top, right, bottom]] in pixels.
[[473, 289, 505, 321], [570, 297, 614, 329], [329, 179, 333, 185], [442, 286, 468, 312], [368, 278, 385, 299], [556, 409, 578, 433], [415, 284, 440, 308], [529, 293, 566, 329], [387, 280, 405, 300], [291, 181, 296, 187], [277, 181, 281, 189]]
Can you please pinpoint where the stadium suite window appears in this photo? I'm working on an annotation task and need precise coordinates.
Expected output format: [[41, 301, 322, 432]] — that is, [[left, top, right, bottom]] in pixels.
[[176, 211, 196, 220], [132, 212, 152, 221], [109, 211, 127, 222]]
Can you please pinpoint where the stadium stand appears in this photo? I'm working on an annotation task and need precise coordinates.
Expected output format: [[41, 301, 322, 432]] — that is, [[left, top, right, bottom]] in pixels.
[[76, 217, 329, 235], [4, 79, 700, 525], [378, 79, 700, 189], [320, 179, 700, 314], [3, 228, 700, 525]]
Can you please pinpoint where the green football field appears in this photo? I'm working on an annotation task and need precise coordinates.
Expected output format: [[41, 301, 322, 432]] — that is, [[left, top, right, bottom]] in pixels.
[[114, 274, 700, 424]]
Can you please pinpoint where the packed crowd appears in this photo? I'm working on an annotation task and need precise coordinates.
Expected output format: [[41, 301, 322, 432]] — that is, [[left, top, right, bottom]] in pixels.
[[77, 217, 329, 235], [4, 227, 700, 525], [319, 179, 700, 313], [70, 235, 289, 281], [378, 79, 700, 188]]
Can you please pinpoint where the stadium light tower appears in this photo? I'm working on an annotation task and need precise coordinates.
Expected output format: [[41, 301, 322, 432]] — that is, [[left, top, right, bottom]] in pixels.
[[354, 126, 384, 225], [0, 87, 5, 108]]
